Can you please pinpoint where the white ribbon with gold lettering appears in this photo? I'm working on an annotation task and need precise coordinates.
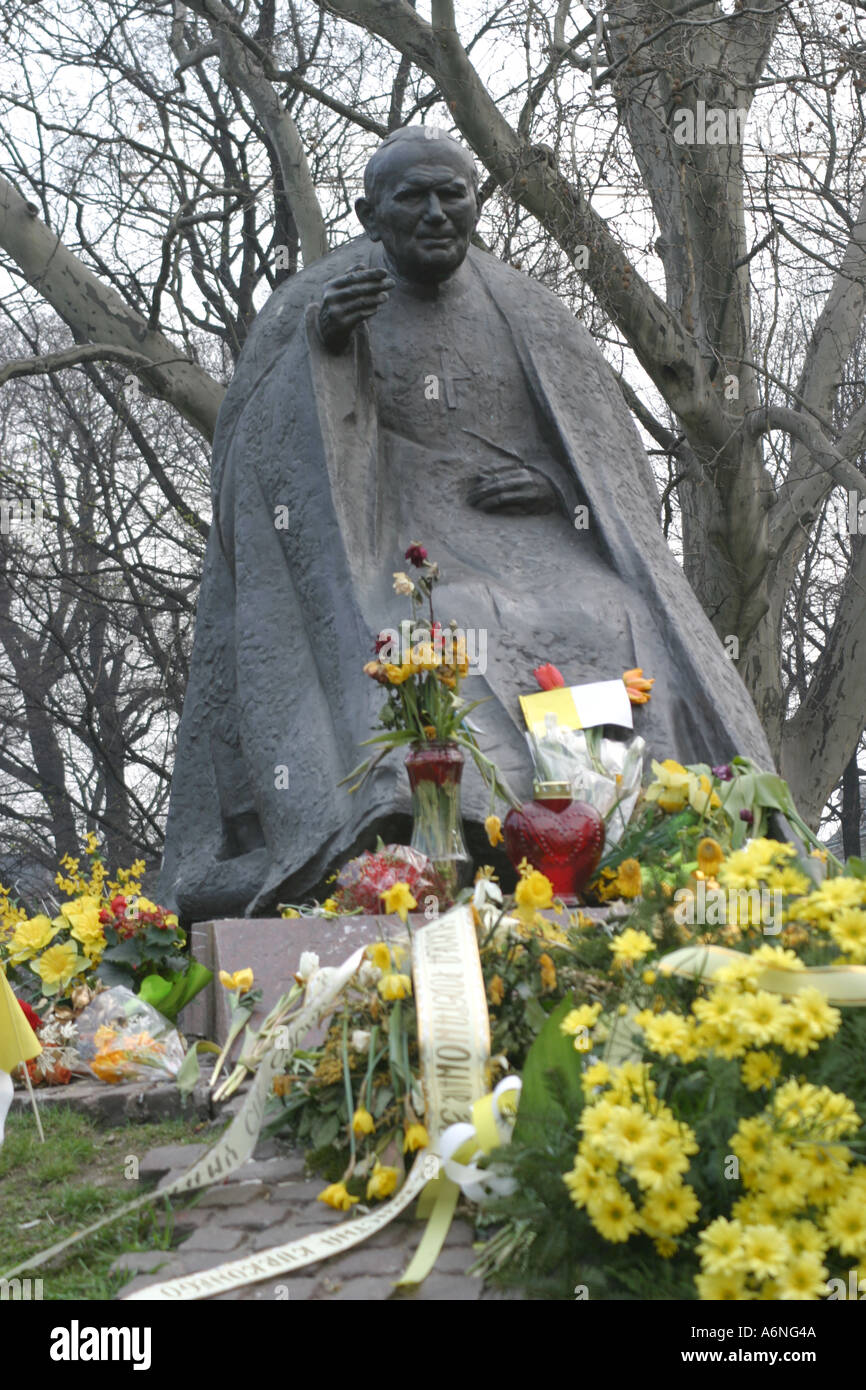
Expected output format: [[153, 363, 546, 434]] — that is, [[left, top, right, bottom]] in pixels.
[[120, 904, 490, 1300]]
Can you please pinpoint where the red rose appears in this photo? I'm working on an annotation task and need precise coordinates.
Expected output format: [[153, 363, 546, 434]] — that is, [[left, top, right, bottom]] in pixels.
[[110, 895, 127, 914], [533, 662, 566, 691], [99, 908, 113, 924]]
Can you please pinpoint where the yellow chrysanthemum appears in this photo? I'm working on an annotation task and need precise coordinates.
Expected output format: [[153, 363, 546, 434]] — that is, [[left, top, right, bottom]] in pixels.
[[738, 990, 785, 1045], [561, 1003, 602, 1035], [639, 1011, 693, 1058], [776, 1251, 830, 1300], [641, 1183, 700, 1236], [538, 952, 557, 991], [822, 1198, 866, 1258], [585, 1184, 641, 1243], [695, 1270, 748, 1300], [563, 1158, 621, 1208], [740, 1224, 791, 1279], [608, 928, 654, 967], [740, 1051, 781, 1091], [614, 858, 643, 899], [698, 1217, 747, 1276], [488, 974, 505, 1006], [827, 908, 866, 961]]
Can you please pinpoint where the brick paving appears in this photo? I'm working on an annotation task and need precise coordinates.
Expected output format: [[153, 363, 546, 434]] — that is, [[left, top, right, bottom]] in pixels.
[[113, 1136, 522, 1301]]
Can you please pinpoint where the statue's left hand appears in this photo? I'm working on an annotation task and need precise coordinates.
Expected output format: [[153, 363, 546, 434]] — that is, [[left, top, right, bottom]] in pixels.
[[467, 461, 558, 515]]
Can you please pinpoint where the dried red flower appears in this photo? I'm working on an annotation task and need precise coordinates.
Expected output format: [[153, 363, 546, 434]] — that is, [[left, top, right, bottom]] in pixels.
[[404, 542, 428, 568]]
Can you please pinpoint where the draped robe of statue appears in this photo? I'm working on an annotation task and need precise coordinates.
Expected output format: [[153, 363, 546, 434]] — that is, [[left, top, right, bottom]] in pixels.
[[158, 236, 773, 920]]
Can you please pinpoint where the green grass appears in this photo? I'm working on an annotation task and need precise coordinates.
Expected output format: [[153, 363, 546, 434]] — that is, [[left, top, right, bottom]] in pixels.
[[0, 1106, 217, 1300]]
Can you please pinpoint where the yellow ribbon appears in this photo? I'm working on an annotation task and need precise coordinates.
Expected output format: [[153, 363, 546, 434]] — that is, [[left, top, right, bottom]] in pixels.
[[659, 944, 866, 1005]]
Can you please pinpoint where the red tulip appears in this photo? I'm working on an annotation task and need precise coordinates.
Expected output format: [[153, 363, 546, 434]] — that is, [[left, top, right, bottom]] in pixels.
[[533, 662, 565, 691]]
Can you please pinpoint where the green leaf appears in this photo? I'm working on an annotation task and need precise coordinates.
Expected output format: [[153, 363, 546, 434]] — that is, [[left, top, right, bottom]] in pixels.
[[175, 1039, 221, 1097], [845, 856, 866, 880], [513, 996, 584, 1149], [138, 962, 213, 1020]]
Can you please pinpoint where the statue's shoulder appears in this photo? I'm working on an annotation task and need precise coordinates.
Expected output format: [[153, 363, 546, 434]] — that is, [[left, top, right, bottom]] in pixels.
[[244, 236, 371, 350], [467, 245, 592, 336]]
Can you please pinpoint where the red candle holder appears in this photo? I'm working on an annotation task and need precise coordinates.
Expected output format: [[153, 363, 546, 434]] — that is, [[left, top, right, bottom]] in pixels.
[[504, 781, 605, 904]]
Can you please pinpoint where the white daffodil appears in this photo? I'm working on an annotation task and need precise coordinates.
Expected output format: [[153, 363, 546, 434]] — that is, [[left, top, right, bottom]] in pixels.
[[296, 951, 320, 983]]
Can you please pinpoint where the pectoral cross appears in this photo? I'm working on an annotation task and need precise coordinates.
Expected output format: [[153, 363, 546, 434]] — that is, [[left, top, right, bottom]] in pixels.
[[440, 349, 472, 408]]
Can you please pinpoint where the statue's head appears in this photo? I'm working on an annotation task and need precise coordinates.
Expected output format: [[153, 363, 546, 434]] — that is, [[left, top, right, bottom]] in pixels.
[[355, 126, 480, 283]]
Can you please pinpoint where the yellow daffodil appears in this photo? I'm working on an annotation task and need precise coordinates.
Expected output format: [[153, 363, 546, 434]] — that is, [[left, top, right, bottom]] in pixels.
[[317, 1181, 360, 1212], [696, 837, 724, 876], [514, 868, 554, 920], [7, 914, 57, 964], [31, 941, 86, 993], [352, 1106, 375, 1136], [688, 773, 721, 815], [485, 814, 504, 847], [366, 1160, 399, 1201], [381, 882, 417, 922], [404, 1123, 430, 1152], [219, 967, 254, 992], [367, 941, 392, 972], [378, 972, 412, 1001], [322, 897, 339, 913], [645, 759, 691, 813]]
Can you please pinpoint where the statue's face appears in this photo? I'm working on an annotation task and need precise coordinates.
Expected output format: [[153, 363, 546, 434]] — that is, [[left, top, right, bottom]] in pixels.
[[357, 147, 479, 283]]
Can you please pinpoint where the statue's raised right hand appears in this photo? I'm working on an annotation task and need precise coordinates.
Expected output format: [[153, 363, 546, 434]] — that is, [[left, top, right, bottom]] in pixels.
[[318, 264, 395, 353]]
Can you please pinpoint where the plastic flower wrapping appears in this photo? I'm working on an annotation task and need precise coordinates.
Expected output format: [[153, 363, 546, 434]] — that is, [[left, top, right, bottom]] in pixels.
[[74, 986, 185, 1083], [526, 716, 645, 846]]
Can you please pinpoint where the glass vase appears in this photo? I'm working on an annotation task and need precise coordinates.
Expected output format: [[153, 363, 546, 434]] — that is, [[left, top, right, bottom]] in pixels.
[[405, 742, 472, 905]]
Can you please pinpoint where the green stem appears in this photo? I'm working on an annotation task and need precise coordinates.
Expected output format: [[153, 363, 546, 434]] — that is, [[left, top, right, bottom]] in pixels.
[[342, 1013, 357, 1165]]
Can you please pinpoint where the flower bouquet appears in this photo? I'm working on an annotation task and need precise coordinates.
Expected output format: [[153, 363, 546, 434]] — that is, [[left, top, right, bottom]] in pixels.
[[0, 837, 211, 1024], [344, 544, 517, 898]]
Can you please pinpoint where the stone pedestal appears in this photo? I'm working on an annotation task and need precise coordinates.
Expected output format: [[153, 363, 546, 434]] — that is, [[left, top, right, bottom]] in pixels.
[[180, 914, 414, 1042]]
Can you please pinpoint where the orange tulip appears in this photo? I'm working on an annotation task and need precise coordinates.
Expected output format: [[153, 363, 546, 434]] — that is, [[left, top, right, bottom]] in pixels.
[[623, 667, 654, 704]]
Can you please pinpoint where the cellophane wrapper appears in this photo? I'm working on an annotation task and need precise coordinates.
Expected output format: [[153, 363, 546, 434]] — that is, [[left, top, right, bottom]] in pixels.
[[527, 718, 645, 847], [75, 986, 185, 1083]]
